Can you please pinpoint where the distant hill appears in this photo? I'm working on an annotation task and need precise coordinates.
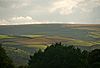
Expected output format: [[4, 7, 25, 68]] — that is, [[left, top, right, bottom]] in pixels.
[[0, 24, 100, 41]]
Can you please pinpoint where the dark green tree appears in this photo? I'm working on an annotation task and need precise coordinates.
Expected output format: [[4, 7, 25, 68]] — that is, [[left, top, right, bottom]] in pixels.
[[88, 49, 100, 68], [28, 43, 88, 68], [0, 43, 14, 68]]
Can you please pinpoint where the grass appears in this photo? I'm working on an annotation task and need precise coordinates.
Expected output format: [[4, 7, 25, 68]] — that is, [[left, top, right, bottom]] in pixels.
[[1, 34, 99, 48], [24, 45, 47, 50], [74, 27, 100, 31], [91, 41, 100, 45], [21, 34, 44, 38], [0, 35, 15, 39], [47, 36, 73, 40], [3, 42, 18, 45], [66, 39, 93, 46], [89, 32, 100, 38]]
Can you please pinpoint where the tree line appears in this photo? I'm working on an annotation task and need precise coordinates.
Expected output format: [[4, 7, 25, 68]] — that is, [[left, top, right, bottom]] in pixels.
[[0, 43, 100, 68]]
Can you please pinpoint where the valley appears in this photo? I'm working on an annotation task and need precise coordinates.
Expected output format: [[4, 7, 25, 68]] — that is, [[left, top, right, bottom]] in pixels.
[[0, 24, 100, 66]]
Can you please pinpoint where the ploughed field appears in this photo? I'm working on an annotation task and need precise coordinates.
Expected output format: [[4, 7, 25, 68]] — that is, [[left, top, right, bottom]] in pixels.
[[0, 24, 100, 66]]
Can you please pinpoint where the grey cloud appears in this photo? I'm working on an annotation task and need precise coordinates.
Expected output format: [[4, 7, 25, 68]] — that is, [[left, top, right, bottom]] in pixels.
[[78, 0, 100, 12], [0, 0, 54, 8], [0, 0, 100, 24], [0, 0, 32, 8]]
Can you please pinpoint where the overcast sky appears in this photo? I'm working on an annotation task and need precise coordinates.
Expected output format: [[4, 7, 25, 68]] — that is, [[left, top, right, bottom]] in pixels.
[[0, 0, 100, 25]]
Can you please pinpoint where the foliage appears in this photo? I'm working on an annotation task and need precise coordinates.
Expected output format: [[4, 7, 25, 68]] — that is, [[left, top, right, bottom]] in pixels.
[[3, 46, 31, 66], [88, 49, 100, 68], [1, 42, 100, 68], [28, 43, 100, 68], [0, 43, 14, 68], [18, 65, 28, 68], [28, 43, 89, 68]]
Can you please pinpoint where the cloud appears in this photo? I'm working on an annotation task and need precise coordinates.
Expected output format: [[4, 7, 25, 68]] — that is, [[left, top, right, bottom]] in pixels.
[[0, 0, 32, 8], [0, 16, 80, 25], [11, 16, 33, 21], [0, 16, 40, 25], [50, 0, 84, 15], [0, 0, 100, 24], [50, 0, 100, 15], [0, 19, 10, 25], [78, 0, 100, 12]]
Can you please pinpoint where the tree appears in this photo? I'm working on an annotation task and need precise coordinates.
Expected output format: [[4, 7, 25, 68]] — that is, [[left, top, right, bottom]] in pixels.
[[81, 50, 89, 68], [18, 65, 28, 68], [0, 43, 14, 68], [88, 49, 100, 68], [28, 43, 88, 68]]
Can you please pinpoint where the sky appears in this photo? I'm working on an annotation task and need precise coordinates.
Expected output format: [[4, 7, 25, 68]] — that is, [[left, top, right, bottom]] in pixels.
[[0, 0, 100, 25]]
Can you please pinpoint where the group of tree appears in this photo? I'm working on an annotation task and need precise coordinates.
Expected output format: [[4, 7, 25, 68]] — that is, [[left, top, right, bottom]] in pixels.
[[0, 43, 100, 68], [28, 43, 100, 68]]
